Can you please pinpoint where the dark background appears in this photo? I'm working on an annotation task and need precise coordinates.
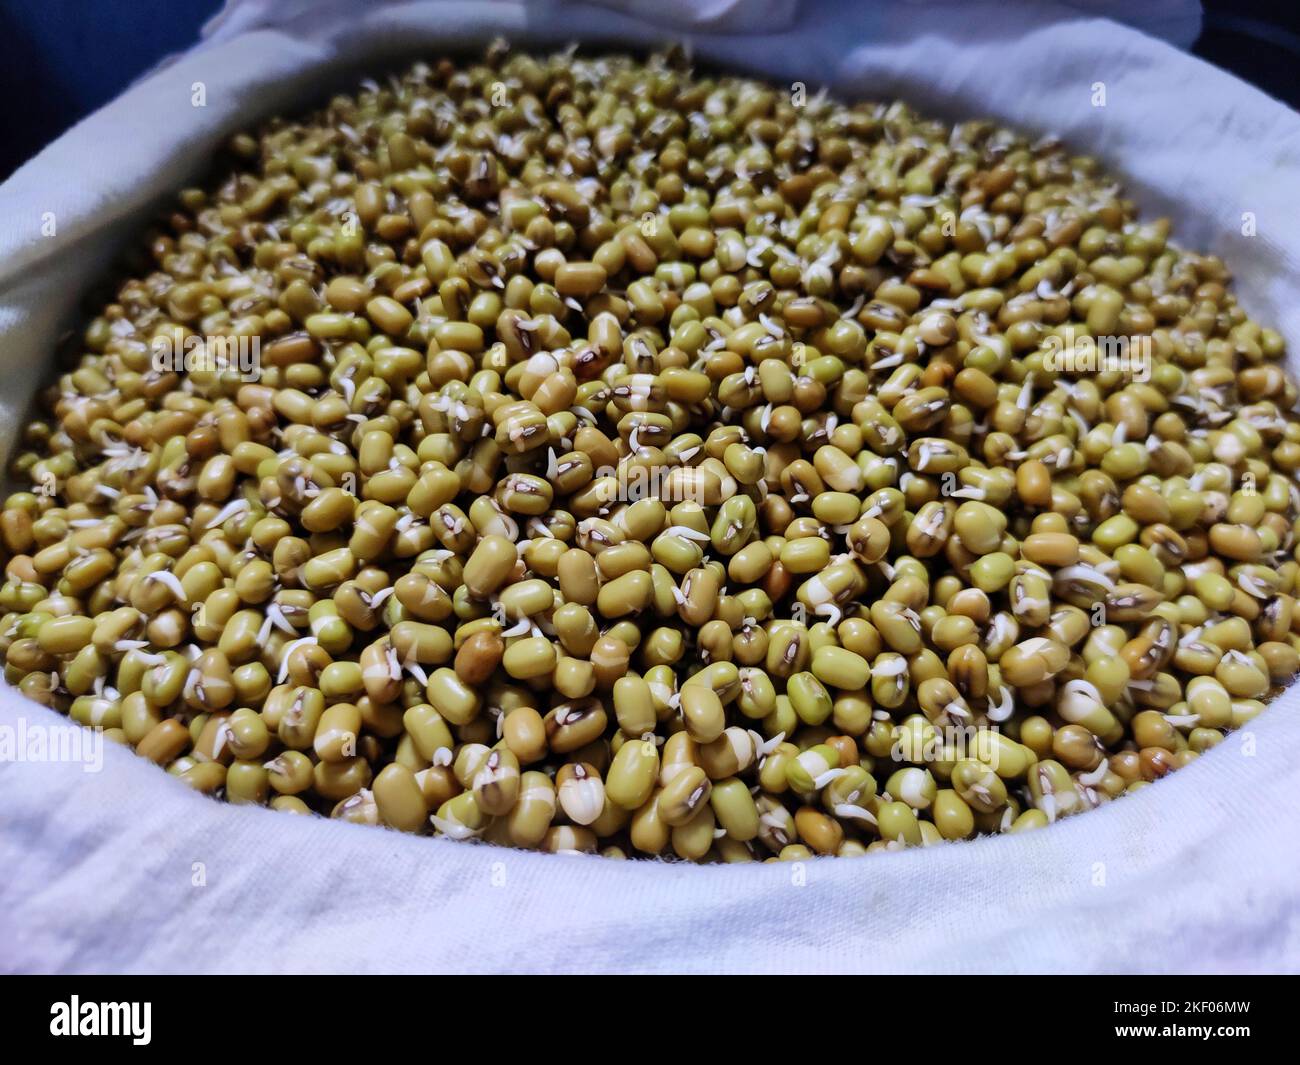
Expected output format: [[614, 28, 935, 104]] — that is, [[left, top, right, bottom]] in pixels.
[[0, 0, 1297, 181]]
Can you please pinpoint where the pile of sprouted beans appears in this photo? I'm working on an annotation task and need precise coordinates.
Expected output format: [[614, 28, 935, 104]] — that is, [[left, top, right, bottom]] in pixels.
[[3, 43, 1297, 860]]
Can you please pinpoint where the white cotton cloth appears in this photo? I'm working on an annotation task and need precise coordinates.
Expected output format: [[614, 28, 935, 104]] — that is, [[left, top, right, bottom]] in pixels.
[[2, 0, 1299, 974]]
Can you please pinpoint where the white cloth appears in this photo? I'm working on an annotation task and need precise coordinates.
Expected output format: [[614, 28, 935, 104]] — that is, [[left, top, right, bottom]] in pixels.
[[3, 0, 1299, 974]]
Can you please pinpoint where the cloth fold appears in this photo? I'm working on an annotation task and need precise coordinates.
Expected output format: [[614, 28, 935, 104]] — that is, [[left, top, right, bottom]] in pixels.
[[2, 0, 1298, 973]]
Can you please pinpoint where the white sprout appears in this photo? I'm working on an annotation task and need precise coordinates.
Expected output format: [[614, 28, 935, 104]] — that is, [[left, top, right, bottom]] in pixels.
[[204, 499, 252, 533], [145, 570, 187, 604], [873, 656, 909, 678], [985, 686, 1014, 723], [1053, 564, 1116, 592], [1016, 375, 1034, 410], [277, 637, 319, 683], [1238, 572, 1272, 599], [834, 803, 879, 825], [428, 814, 482, 840], [257, 602, 297, 643], [814, 601, 843, 626], [664, 525, 710, 542], [501, 616, 531, 638]]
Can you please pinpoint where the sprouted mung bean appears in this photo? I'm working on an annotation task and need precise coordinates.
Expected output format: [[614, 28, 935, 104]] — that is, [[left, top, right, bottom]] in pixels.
[[3, 43, 1298, 861]]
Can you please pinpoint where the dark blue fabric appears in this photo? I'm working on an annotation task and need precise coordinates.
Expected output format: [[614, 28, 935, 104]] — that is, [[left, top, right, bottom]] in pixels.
[[0, 0, 221, 179]]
